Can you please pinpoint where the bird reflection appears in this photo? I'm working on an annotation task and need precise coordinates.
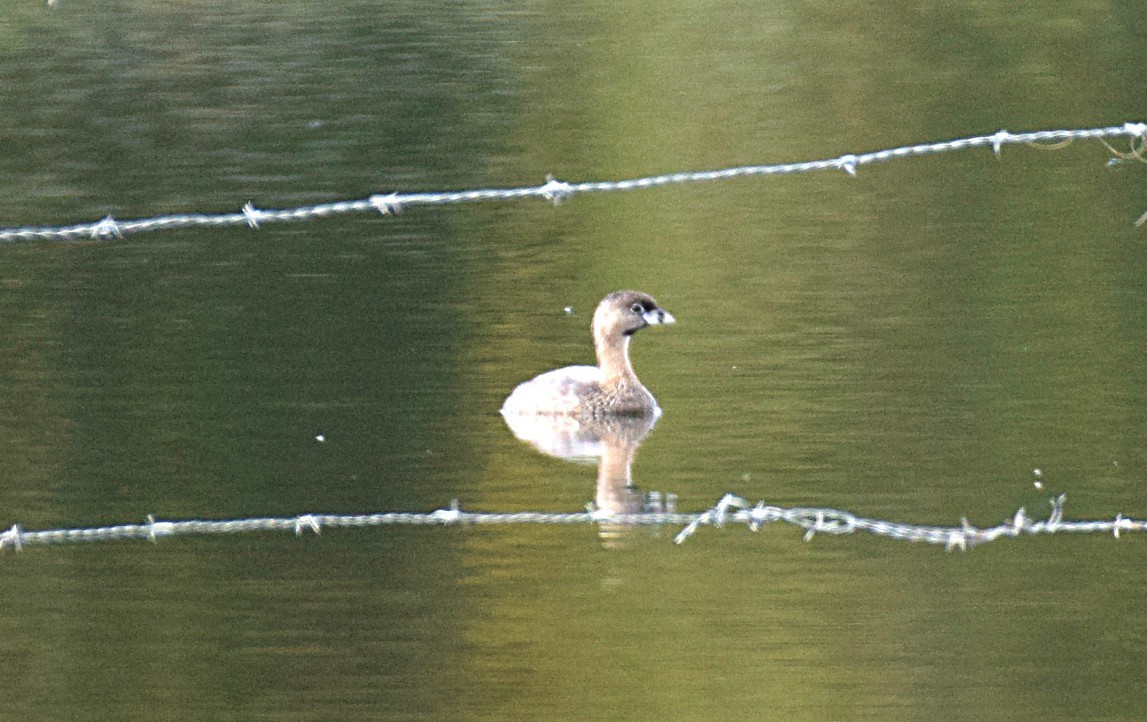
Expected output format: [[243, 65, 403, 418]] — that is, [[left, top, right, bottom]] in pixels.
[[501, 411, 674, 542]]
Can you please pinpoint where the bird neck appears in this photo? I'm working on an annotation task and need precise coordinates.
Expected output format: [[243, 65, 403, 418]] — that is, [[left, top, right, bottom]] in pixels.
[[596, 333, 636, 385]]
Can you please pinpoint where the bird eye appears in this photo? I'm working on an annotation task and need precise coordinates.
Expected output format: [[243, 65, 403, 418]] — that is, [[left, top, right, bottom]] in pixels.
[[631, 302, 644, 314]]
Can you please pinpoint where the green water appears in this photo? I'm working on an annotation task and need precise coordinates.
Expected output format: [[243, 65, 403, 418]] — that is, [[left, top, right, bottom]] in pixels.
[[1, 1, 1145, 719]]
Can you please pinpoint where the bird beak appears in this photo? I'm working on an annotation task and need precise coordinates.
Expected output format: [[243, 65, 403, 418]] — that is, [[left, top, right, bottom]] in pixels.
[[643, 308, 675, 326]]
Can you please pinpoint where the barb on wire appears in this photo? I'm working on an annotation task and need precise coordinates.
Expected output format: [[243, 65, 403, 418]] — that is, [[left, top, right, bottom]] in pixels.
[[2, 122, 1144, 244], [0, 492, 1142, 553]]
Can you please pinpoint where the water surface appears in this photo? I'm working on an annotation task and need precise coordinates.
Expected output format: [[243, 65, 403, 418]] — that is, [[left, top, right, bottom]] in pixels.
[[1, 1, 1145, 719]]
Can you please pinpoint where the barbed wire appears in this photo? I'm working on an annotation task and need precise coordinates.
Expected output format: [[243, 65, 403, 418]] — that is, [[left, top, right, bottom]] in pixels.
[[2, 122, 1144, 244], [1, 493, 1142, 553]]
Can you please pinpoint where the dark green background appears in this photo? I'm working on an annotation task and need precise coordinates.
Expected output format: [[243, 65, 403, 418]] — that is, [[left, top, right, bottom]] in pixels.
[[1, 1, 1144, 718]]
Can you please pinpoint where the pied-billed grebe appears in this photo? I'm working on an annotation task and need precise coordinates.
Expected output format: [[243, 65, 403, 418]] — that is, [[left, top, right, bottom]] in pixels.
[[501, 290, 675, 418]]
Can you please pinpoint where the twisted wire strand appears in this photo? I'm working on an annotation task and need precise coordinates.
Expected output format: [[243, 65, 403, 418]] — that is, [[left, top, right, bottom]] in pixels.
[[1, 493, 1141, 552], [2, 122, 1143, 244]]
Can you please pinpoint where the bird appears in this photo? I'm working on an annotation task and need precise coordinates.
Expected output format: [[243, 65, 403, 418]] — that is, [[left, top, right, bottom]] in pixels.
[[501, 290, 674, 418]]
